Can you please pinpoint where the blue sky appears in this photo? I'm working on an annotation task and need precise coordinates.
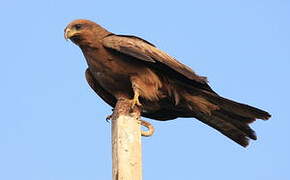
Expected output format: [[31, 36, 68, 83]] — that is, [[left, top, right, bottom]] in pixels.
[[0, 0, 289, 179]]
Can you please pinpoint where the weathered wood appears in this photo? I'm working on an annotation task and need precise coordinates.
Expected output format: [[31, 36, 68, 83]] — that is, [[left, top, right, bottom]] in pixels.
[[111, 99, 142, 180]]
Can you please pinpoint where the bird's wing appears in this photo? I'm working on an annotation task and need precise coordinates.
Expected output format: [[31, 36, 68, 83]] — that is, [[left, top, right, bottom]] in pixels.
[[85, 68, 117, 107], [102, 34, 215, 93], [85, 68, 185, 121]]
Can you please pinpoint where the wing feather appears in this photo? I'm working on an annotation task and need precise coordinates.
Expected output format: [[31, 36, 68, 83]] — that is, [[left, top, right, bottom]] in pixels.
[[102, 35, 214, 92], [85, 69, 116, 107]]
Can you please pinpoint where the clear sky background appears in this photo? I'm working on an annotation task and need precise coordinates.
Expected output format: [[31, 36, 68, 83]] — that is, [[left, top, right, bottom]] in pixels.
[[0, 0, 289, 179]]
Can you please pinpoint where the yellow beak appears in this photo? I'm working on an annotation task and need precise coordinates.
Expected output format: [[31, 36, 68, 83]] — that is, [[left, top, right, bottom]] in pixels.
[[64, 28, 77, 40]]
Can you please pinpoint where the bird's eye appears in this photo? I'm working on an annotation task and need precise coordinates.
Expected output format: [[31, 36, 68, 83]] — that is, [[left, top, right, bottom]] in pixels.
[[74, 24, 82, 30]]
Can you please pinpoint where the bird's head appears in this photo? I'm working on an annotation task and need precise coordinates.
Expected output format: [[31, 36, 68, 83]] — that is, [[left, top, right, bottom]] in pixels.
[[64, 19, 110, 46]]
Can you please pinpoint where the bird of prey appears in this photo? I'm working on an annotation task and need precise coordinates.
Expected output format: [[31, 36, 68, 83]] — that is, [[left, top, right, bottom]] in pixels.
[[64, 19, 271, 147]]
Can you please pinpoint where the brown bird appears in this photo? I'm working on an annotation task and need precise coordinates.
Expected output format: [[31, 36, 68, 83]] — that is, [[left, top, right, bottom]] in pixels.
[[64, 19, 271, 147]]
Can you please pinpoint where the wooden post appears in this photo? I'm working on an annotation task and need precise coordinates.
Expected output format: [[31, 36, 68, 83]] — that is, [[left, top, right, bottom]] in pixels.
[[111, 98, 142, 180]]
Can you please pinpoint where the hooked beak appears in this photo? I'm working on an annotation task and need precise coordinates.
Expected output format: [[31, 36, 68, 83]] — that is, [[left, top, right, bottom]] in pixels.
[[64, 27, 76, 40]]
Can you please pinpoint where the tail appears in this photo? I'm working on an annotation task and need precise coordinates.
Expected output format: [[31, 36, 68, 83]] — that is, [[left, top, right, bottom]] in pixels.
[[184, 91, 271, 147]]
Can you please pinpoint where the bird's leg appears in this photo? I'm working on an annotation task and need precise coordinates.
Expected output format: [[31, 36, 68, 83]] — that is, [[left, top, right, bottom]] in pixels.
[[131, 83, 142, 109], [132, 89, 141, 107]]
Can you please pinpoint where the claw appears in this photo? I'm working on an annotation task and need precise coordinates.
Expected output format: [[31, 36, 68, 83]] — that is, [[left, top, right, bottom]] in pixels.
[[106, 114, 113, 123]]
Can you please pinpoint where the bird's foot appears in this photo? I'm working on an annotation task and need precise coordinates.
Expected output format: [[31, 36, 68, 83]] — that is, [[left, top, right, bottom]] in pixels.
[[106, 114, 113, 123], [130, 96, 142, 110], [105, 108, 115, 123]]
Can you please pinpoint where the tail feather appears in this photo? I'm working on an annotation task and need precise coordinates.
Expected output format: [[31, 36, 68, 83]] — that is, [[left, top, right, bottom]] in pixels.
[[202, 92, 271, 120], [213, 110, 257, 140], [193, 112, 250, 147], [217, 109, 256, 124], [185, 91, 271, 147]]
